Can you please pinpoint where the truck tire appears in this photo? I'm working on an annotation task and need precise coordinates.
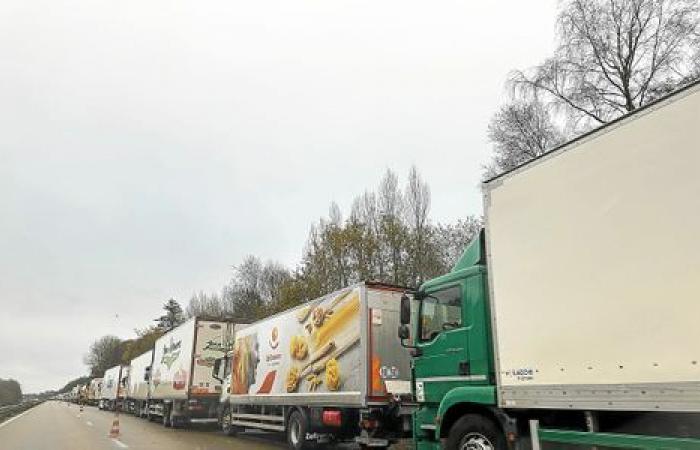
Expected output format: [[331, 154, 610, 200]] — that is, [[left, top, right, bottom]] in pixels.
[[170, 408, 183, 429], [445, 414, 505, 450], [163, 404, 172, 427], [221, 406, 239, 436], [287, 410, 313, 450]]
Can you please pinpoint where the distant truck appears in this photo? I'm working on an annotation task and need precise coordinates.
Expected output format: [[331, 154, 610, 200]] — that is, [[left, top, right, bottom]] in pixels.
[[87, 378, 102, 406], [147, 317, 237, 427], [125, 350, 154, 416], [401, 80, 700, 449], [213, 282, 415, 450], [100, 365, 129, 411]]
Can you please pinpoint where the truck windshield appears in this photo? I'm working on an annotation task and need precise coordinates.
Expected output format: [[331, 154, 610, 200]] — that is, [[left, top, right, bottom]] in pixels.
[[419, 286, 462, 341]]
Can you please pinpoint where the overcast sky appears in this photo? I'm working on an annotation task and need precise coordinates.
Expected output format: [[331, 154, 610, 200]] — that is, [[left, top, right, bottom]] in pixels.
[[0, 0, 557, 392]]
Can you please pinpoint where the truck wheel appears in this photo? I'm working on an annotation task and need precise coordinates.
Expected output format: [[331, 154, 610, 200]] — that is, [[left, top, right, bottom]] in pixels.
[[287, 410, 312, 450], [170, 408, 183, 429], [221, 406, 239, 436], [446, 414, 505, 450], [163, 405, 172, 427]]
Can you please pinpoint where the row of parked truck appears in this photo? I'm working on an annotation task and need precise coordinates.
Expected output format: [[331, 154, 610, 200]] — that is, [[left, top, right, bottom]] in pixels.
[[71, 81, 700, 449]]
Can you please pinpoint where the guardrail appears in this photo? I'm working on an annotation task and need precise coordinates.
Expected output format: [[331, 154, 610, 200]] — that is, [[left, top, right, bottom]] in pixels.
[[529, 419, 700, 449], [0, 400, 43, 423]]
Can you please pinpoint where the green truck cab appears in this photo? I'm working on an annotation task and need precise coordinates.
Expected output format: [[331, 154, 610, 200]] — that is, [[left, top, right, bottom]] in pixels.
[[401, 231, 514, 450], [400, 81, 700, 450]]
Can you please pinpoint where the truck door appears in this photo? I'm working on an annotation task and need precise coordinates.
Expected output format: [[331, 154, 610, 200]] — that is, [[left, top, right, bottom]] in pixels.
[[413, 284, 473, 403]]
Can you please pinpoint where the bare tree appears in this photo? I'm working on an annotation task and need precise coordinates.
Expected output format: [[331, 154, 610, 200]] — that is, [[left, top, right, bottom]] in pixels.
[[485, 100, 565, 177], [378, 169, 407, 284], [433, 217, 483, 270], [404, 165, 432, 284], [83, 335, 123, 377], [186, 291, 224, 318], [512, 0, 700, 128]]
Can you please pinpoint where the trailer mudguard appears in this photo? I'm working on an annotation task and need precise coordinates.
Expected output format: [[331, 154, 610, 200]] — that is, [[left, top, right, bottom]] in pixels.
[[435, 386, 496, 438]]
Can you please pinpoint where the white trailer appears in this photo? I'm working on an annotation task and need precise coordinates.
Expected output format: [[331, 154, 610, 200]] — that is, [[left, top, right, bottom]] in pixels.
[[87, 378, 102, 406], [483, 80, 700, 413], [214, 282, 414, 450], [100, 365, 128, 411], [126, 350, 154, 416], [147, 317, 237, 427]]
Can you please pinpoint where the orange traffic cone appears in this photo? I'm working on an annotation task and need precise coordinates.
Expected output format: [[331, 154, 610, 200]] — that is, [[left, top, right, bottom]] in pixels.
[[109, 413, 120, 438]]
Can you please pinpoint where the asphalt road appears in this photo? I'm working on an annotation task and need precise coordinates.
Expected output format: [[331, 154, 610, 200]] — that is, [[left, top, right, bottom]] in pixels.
[[0, 401, 287, 450]]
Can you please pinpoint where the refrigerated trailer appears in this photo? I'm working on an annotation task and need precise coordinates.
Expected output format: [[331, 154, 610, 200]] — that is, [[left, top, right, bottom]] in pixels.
[[214, 282, 415, 450], [403, 80, 700, 449], [126, 349, 154, 416], [100, 365, 128, 411], [147, 317, 238, 427], [87, 378, 102, 406]]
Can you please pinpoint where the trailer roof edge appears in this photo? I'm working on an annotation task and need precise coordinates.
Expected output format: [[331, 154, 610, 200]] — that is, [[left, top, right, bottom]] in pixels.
[[483, 78, 700, 186]]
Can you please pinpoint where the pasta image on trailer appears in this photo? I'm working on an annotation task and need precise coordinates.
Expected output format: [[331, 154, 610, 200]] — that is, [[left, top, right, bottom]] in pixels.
[[230, 287, 362, 398]]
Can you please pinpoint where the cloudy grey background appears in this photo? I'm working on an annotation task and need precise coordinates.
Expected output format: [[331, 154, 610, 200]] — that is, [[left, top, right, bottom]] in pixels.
[[0, 0, 556, 392]]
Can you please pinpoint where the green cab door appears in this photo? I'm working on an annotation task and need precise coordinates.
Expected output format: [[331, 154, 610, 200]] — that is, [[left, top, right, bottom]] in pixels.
[[413, 283, 474, 404]]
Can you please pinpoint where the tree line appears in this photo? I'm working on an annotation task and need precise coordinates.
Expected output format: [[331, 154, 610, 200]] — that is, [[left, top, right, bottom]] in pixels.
[[0, 379, 22, 406], [185, 166, 481, 323], [82, 300, 185, 378], [79, 167, 479, 380]]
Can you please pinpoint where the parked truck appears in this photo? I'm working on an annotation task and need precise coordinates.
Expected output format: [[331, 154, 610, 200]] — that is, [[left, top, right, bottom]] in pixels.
[[86, 378, 102, 406], [213, 282, 415, 450], [400, 80, 700, 449], [126, 349, 154, 416], [100, 365, 129, 411], [147, 317, 237, 427]]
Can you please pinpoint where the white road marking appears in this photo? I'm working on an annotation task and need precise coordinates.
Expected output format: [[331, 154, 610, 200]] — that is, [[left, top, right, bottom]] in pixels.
[[0, 406, 37, 429], [86, 421, 93, 426], [112, 438, 129, 448]]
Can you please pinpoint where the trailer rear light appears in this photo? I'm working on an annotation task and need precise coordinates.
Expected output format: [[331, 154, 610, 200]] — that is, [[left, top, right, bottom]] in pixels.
[[322, 410, 342, 427]]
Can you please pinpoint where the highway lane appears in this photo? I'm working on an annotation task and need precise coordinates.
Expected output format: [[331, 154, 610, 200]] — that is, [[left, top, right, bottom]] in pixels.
[[0, 401, 286, 450]]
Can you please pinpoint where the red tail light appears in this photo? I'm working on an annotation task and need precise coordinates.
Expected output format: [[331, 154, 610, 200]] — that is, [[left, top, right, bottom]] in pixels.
[[322, 410, 342, 427]]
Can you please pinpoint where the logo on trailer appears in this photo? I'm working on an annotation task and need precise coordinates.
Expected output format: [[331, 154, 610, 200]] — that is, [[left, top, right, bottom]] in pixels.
[[269, 327, 279, 349], [161, 338, 182, 369]]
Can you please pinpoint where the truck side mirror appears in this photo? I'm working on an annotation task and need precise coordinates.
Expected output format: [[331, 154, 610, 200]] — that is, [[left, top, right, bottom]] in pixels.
[[400, 293, 411, 325], [212, 358, 223, 382], [398, 324, 410, 340]]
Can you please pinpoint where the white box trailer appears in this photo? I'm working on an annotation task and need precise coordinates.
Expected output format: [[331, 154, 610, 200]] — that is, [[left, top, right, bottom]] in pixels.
[[100, 365, 128, 411], [483, 80, 700, 412], [87, 378, 102, 406], [147, 317, 237, 427], [216, 282, 414, 449], [126, 349, 154, 416]]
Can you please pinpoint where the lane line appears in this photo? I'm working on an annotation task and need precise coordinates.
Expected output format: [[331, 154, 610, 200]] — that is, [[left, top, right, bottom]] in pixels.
[[111, 438, 129, 448], [0, 405, 38, 429]]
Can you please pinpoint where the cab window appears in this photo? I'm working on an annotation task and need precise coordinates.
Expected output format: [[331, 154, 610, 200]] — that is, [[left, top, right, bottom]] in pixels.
[[419, 286, 462, 341]]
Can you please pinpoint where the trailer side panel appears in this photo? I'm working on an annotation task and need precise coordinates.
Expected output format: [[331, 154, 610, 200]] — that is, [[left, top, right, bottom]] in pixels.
[[484, 83, 700, 411], [228, 285, 365, 406]]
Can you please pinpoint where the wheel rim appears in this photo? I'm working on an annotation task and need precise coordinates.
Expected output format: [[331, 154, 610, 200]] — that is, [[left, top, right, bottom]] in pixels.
[[222, 409, 231, 431], [290, 417, 300, 445], [460, 432, 494, 450]]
